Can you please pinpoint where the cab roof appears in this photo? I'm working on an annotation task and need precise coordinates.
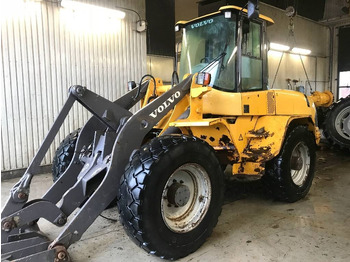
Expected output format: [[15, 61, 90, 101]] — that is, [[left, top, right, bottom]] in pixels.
[[176, 5, 274, 27]]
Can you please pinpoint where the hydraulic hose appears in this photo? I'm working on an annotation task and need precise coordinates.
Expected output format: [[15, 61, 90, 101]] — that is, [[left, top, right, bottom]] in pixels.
[[134, 74, 157, 101]]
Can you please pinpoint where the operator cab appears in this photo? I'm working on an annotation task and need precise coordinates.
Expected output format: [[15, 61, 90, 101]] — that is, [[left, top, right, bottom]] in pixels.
[[176, 6, 274, 93]]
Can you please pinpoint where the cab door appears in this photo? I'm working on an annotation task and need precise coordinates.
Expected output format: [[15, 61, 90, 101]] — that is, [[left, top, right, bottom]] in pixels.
[[238, 18, 268, 92]]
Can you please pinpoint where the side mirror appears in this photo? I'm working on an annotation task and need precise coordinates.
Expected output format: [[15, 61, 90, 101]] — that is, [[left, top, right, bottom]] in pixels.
[[247, 0, 259, 20]]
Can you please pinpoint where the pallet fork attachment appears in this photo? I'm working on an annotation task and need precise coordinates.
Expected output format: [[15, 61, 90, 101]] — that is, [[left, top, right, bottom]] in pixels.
[[1, 76, 192, 261]]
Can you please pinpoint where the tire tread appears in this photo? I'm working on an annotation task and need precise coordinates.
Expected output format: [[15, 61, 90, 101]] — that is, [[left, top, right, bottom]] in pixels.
[[262, 126, 316, 202], [117, 135, 223, 260], [52, 128, 80, 181], [323, 95, 350, 150]]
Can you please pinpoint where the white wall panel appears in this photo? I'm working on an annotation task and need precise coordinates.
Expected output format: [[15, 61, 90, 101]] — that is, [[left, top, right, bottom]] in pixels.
[[268, 52, 329, 94], [1, 0, 146, 172], [260, 4, 330, 95], [147, 55, 174, 83]]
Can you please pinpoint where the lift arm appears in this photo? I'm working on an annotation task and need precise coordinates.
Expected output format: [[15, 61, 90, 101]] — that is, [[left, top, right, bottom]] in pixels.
[[1, 76, 192, 261]]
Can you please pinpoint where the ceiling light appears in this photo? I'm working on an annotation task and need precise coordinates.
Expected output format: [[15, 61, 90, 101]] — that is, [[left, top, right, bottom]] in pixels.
[[224, 11, 232, 18], [291, 47, 311, 55], [270, 42, 290, 52], [268, 50, 284, 57], [61, 0, 125, 19]]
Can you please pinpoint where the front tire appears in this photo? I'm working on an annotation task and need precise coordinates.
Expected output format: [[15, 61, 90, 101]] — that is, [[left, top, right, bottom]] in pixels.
[[117, 135, 224, 259], [262, 126, 316, 202], [52, 128, 80, 182]]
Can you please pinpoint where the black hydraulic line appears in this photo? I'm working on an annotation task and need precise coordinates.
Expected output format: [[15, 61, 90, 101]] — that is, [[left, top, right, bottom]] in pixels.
[[171, 71, 179, 88], [134, 74, 157, 100]]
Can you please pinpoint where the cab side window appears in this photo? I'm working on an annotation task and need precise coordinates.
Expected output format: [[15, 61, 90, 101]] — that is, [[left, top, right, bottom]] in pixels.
[[241, 20, 262, 91]]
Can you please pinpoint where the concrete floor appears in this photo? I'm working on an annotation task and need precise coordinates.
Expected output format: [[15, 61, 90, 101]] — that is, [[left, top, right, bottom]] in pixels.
[[1, 147, 350, 262]]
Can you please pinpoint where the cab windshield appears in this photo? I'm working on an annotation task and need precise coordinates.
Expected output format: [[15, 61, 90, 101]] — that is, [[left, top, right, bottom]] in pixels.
[[179, 14, 237, 91]]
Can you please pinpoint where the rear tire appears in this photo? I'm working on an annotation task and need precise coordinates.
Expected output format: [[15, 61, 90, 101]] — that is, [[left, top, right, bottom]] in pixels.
[[52, 129, 80, 182], [262, 126, 316, 202], [323, 95, 350, 150], [117, 135, 224, 259]]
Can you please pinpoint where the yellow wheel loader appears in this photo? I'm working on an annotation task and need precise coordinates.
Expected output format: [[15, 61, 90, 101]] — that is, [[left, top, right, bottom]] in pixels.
[[2, 2, 349, 261]]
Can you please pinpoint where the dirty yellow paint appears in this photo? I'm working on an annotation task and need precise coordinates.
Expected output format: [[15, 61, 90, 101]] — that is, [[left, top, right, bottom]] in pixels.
[[309, 91, 334, 107], [202, 89, 242, 116], [142, 73, 320, 176]]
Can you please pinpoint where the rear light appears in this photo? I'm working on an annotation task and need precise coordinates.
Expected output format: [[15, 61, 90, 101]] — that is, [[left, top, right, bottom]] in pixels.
[[196, 72, 211, 86]]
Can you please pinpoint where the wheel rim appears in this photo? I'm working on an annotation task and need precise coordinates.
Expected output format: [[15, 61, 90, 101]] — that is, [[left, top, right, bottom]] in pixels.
[[161, 163, 211, 233], [290, 142, 310, 186], [335, 106, 350, 140]]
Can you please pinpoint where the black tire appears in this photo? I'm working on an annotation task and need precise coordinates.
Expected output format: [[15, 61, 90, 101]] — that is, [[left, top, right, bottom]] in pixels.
[[316, 106, 328, 129], [52, 128, 80, 182], [323, 95, 350, 150], [117, 135, 224, 260], [262, 126, 316, 203], [221, 164, 228, 172]]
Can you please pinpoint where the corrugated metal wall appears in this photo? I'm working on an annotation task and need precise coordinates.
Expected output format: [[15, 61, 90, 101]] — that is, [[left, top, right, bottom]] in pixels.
[[1, 0, 146, 172]]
